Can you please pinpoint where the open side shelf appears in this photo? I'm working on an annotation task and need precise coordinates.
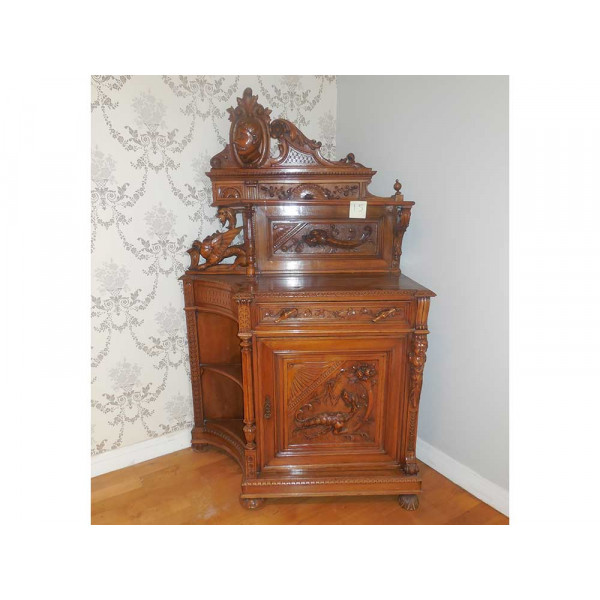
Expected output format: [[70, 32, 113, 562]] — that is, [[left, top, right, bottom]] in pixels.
[[199, 363, 242, 389]]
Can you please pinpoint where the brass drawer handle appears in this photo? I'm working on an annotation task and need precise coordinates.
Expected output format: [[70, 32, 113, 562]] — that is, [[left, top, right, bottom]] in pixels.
[[264, 395, 272, 419], [274, 308, 298, 323], [372, 307, 397, 323]]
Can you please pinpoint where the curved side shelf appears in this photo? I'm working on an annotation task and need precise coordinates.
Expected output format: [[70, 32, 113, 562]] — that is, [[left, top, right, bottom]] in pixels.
[[199, 363, 243, 390]]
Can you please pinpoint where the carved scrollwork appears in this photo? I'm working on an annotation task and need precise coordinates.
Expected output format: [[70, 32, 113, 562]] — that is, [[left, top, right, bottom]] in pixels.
[[260, 183, 359, 200], [272, 222, 376, 255], [262, 305, 406, 323]]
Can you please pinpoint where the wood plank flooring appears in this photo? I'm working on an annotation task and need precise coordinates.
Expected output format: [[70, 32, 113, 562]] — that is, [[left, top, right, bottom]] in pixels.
[[91, 447, 508, 525]]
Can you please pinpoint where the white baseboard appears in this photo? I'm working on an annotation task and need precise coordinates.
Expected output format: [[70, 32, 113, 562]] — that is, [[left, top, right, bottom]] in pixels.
[[91, 427, 193, 478], [417, 437, 509, 516]]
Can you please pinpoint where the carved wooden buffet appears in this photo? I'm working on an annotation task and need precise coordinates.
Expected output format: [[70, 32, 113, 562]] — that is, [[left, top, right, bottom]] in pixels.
[[181, 89, 435, 510]]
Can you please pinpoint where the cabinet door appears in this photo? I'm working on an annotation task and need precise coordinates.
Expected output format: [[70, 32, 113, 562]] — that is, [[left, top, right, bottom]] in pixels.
[[255, 336, 407, 473]]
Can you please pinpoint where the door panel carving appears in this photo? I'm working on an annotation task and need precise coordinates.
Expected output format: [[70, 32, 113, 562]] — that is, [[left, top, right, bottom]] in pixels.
[[287, 361, 378, 443]]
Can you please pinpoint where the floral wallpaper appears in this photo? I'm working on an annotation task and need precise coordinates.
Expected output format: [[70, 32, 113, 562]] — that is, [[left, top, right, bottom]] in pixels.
[[91, 75, 337, 455]]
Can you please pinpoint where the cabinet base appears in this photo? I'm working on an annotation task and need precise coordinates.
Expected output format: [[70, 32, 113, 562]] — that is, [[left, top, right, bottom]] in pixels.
[[398, 494, 420, 511]]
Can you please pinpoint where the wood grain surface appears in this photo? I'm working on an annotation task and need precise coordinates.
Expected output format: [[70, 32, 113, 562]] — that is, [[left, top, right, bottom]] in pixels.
[[91, 448, 508, 525]]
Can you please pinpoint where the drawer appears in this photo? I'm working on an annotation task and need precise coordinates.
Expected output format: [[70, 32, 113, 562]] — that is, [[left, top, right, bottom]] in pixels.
[[255, 301, 413, 329]]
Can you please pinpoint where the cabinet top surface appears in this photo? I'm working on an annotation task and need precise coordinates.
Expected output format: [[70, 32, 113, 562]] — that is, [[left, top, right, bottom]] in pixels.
[[181, 272, 435, 298]]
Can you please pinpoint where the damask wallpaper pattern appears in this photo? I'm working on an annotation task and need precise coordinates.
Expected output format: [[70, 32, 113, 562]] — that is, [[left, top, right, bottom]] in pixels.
[[91, 75, 337, 455]]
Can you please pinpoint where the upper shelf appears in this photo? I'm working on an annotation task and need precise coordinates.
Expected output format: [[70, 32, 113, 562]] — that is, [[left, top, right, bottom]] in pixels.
[[186, 88, 416, 278]]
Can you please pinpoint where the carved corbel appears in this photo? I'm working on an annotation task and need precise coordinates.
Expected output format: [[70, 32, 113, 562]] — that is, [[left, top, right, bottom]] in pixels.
[[390, 182, 411, 270]]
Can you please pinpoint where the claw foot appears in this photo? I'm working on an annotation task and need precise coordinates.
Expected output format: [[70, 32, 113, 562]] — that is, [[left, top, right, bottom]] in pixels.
[[398, 494, 420, 511]]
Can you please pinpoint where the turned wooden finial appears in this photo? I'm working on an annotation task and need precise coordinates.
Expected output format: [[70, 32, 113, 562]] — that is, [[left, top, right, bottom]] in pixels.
[[393, 179, 402, 194]]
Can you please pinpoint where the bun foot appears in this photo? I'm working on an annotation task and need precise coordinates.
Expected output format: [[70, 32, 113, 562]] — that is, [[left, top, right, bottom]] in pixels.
[[240, 497, 265, 510], [398, 494, 420, 511]]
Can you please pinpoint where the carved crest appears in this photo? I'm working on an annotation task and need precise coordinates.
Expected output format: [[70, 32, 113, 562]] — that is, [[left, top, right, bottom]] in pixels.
[[209, 88, 373, 173]]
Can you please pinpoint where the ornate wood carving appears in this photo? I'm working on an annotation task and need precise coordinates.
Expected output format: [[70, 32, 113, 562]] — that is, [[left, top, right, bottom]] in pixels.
[[187, 208, 247, 271], [245, 450, 257, 480], [217, 207, 237, 230], [288, 362, 377, 443], [195, 286, 234, 312], [188, 228, 247, 270], [261, 304, 408, 324], [211, 88, 272, 168], [233, 293, 256, 465], [272, 222, 376, 255], [242, 206, 256, 277], [260, 183, 359, 200], [181, 89, 435, 508], [398, 494, 420, 511], [218, 186, 241, 199], [263, 395, 272, 419], [404, 298, 430, 475], [244, 476, 419, 486]]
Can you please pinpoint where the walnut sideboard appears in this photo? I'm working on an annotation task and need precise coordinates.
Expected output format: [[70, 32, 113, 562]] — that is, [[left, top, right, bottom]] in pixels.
[[181, 89, 435, 510]]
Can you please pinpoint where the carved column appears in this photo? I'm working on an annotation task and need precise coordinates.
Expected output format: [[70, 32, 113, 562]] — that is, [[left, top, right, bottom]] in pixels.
[[183, 281, 205, 433], [404, 296, 430, 475], [243, 206, 256, 277], [234, 292, 257, 479]]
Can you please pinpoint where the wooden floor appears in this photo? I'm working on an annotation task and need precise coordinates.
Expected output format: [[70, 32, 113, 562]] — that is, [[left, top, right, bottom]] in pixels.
[[91, 447, 508, 525]]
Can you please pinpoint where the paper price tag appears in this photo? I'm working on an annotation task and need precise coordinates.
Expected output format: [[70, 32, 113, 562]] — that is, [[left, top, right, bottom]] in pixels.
[[349, 201, 367, 219]]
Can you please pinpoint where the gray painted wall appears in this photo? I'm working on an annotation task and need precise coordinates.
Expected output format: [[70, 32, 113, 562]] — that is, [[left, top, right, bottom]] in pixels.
[[336, 76, 508, 490]]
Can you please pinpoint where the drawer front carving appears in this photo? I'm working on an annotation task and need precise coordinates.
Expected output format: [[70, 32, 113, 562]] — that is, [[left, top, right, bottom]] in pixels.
[[259, 183, 360, 201], [272, 221, 378, 256], [257, 302, 412, 327]]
